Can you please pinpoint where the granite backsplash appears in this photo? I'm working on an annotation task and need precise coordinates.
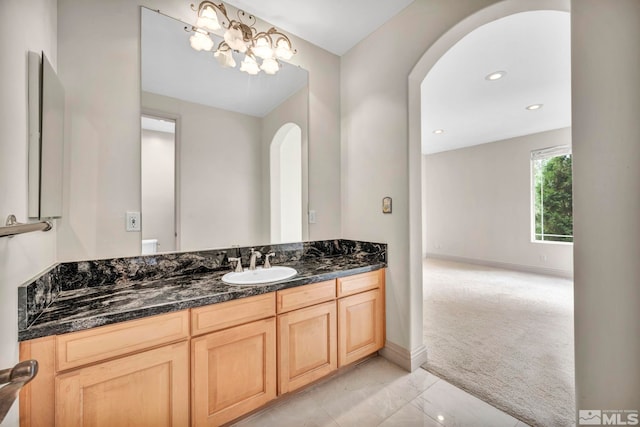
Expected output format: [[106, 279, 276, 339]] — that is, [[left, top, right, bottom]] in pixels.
[[18, 239, 386, 332]]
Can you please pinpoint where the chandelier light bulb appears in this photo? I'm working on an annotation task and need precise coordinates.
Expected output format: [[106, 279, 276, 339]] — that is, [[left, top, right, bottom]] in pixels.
[[240, 54, 260, 75], [253, 36, 274, 60], [196, 5, 221, 31], [214, 49, 236, 68], [224, 26, 248, 53], [190, 30, 214, 51], [260, 57, 279, 75], [274, 39, 293, 60]]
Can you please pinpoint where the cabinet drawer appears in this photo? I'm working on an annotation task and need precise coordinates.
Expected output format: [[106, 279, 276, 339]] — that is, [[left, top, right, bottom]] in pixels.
[[336, 269, 384, 298], [277, 280, 336, 314], [191, 292, 275, 336], [56, 310, 189, 371]]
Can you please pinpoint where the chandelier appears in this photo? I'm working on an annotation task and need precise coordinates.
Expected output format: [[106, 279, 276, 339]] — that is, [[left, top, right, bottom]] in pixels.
[[187, 1, 297, 75]]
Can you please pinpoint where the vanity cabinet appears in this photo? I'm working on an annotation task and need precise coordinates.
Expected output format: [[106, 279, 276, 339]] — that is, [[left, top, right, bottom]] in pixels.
[[277, 280, 337, 394], [337, 269, 385, 367], [20, 269, 385, 427], [191, 294, 277, 426]]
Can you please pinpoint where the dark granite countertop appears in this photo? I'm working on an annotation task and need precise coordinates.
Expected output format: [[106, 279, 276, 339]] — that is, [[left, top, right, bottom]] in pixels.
[[19, 253, 385, 341]]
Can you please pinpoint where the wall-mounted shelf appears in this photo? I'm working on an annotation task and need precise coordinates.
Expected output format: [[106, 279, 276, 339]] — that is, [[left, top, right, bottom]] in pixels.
[[0, 215, 52, 238]]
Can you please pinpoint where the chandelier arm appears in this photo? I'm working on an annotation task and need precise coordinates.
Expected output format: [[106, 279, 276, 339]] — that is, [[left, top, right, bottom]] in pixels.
[[216, 40, 231, 51], [267, 28, 296, 51], [192, 1, 232, 29], [236, 10, 256, 28], [254, 31, 274, 44]]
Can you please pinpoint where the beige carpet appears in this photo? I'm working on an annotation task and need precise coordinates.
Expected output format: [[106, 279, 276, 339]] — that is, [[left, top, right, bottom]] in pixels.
[[421, 258, 575, 427]]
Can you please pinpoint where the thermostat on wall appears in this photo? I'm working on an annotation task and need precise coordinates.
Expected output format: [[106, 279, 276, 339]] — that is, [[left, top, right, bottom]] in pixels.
[[382, 197, 392, 214]]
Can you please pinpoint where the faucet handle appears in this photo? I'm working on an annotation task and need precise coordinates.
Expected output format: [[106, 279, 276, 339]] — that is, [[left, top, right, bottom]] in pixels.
[[264, 252, 276, 269], [228, 257, 243, 272]]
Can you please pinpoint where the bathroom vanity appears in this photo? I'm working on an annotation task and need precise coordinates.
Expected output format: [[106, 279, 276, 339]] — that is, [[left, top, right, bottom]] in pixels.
[[17, 240, 386, 426]]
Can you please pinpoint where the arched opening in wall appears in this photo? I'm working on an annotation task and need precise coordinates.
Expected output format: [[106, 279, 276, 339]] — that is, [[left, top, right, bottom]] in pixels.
[[270, 123, 302, 243], [409, 2, 574, 426]]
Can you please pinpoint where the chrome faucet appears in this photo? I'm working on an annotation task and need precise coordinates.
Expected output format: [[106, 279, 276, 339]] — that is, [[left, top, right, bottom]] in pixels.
[[263, 252, 275, 269], [228, 257, 243, 272], [249, 248, 262, 270]]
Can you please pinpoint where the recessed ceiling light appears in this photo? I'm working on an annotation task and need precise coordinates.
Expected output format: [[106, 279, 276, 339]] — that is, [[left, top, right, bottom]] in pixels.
[[526, 104, 543, 110], [433, 129, 445, 134], [485, 71, 506, 81], [437, 415, 445, 422]]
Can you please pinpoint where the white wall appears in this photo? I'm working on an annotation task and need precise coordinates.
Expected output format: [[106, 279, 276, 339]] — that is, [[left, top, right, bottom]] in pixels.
[[341, 0, 499, 360], [424, 128, 573, 277], [141, 128, 175, 252], [572, 0, 640, 411], [0, 1, 58, 425], [56, 0, 341, 261], [143, 92, 264, 250]]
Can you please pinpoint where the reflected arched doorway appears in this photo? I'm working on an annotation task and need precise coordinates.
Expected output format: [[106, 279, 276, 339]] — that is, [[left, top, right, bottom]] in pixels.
[[270, 123, 302, 243]]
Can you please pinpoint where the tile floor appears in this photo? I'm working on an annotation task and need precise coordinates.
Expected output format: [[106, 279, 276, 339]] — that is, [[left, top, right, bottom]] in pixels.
[[232, 356, 529, 427]]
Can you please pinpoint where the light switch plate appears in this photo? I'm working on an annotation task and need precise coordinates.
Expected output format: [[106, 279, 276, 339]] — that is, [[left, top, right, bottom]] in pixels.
[[126, 211, 141, 231], [308, 210, 317, 224]]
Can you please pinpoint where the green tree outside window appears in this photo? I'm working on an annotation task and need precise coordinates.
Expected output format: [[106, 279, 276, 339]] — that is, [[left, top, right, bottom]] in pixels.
[[533, 154, 573, 242]]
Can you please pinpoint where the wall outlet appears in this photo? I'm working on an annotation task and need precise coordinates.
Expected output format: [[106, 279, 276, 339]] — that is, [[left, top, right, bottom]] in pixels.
[[126, 211, 141, 232], [308, 210, 317, 224]]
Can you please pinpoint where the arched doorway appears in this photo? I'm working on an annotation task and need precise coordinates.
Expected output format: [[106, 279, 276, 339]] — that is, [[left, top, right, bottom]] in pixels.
[[408, 0, 572, 425], [270, 123, 303, 243]]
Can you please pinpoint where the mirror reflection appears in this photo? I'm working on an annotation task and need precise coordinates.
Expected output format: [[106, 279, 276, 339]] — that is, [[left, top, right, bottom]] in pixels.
[[140, 7, 309, 254]]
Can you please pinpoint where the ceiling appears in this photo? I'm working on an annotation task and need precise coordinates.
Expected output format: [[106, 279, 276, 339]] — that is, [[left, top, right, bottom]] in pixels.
[[143, 4, 570, 149], [223, 0, 415, 56], [422, 10, 571, 155]]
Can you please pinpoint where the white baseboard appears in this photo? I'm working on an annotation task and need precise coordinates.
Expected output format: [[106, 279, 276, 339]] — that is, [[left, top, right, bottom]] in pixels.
[[425, 253, 573, 279], [380, 341, 428, 372]]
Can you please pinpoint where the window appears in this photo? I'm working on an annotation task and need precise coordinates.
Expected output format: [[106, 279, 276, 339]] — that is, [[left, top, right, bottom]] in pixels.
[[532, 146, 573, 243]]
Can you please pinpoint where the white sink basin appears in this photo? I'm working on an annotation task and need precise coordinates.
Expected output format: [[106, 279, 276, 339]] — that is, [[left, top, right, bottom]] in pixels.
[[222, 266, 297, 285]]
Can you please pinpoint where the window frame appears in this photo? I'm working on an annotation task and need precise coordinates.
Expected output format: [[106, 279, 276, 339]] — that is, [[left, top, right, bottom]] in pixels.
[[530, 145, 573, 245]]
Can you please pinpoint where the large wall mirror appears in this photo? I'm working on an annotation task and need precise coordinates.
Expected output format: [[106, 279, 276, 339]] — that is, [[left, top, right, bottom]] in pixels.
[[140, 7, 309, 254]]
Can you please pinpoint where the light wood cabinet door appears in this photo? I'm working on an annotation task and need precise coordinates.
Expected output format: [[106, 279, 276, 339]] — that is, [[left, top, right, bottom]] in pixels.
[[338, 289, 385, 367], [55, 341, 189, 427], [191, 317, 276, 426], [278, 301, 337, 394]]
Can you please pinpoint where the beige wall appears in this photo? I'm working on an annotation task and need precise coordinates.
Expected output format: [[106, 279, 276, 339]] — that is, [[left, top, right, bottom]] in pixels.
[[143, 92, 264, 250], [0, 1, 58, 425], [341, 0, 499, 357], [141, 128, 175, 252], [424, 128, 573, 277], [572, 0, 640, 411], [56, 0, 341, 261]]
